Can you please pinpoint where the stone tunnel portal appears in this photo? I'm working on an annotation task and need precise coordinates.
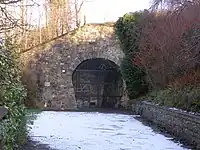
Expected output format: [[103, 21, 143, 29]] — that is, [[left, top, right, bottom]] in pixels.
[[72, 58, 123, 109]]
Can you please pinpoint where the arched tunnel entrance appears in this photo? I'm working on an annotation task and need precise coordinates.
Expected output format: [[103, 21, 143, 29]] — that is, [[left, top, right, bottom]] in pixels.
[[72, 58, 123, 109]]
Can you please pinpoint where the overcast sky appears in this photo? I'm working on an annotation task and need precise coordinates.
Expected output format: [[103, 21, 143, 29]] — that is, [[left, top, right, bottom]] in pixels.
[[82, 0, 151, 23], [11, 0, 151, 26]]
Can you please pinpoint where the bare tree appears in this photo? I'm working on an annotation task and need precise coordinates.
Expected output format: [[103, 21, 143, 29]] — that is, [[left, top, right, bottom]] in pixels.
[[133, 4, 200, 88], [70, 0, 94, 27], [9, 0, 95, 52], [150, 0, 200, 10], [0, 0, 21, 4], [74, 0, 84, 27], [0, 0, 38, 33]]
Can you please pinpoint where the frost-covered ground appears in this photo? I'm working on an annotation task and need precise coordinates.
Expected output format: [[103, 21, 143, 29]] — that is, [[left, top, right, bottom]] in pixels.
[[27, 111, 190, 150]]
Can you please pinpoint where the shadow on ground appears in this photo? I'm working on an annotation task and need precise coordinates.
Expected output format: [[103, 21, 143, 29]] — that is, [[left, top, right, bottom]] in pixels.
[[135, 116, 195, 150], [22, 137, 57, 150]]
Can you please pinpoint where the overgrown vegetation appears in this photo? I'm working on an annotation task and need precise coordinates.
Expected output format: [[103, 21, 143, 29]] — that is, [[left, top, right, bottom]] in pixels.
[[0, 39, 27, 150], [114, 12, 148, 99], [144, 87, 200, 112], [115, 1, 200, 112]]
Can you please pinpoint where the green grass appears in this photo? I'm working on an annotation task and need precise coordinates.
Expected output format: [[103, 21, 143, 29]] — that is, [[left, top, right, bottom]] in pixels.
[[26, 108, 42, 114]]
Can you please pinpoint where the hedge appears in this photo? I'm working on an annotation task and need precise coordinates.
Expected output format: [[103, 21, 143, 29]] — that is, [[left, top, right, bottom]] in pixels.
[[0, 39, 27, 150]]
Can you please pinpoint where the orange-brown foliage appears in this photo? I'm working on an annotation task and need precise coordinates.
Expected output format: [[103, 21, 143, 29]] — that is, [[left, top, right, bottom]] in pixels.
[[168, 70, 200, 88], [133, 3, 200, 88]]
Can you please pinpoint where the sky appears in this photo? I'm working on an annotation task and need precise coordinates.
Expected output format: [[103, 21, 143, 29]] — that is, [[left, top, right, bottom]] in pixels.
[[8, 0, 151, 26], [82, 0, 151, 23]]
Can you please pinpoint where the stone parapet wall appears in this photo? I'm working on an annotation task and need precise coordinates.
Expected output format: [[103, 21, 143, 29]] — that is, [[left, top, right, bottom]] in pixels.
[[132, 101, 200, 149]]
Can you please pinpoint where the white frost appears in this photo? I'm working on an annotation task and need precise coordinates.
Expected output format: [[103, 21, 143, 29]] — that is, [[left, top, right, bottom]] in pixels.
[[28, 111, 190, 150]]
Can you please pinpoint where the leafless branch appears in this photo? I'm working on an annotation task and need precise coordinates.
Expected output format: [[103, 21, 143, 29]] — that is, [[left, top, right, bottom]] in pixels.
[[0, 0, 21, 4]]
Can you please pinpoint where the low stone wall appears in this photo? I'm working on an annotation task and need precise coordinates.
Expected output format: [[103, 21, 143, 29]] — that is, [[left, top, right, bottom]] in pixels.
[[132, 101, 200, 149]]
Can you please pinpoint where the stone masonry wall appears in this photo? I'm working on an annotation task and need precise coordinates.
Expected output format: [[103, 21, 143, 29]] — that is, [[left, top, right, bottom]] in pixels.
[[20, 23, 128, 110], [133, 101, 200, 149]]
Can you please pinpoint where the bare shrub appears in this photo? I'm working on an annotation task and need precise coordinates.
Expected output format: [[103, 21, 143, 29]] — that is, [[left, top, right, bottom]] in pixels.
[[168, 70, 200, 88], [133, 3, 200, 88]]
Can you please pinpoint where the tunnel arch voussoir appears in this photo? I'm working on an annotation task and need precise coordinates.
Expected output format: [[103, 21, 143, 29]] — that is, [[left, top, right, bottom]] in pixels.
[[71, 51, 120, 73]]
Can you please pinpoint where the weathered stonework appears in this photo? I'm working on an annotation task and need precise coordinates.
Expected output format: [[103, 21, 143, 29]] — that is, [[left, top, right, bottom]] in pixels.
[[133, 101, 200, 149], [21, 23, 128, 110]]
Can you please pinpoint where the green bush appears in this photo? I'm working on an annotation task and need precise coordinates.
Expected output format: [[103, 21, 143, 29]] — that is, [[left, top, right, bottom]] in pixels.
[[114, 12, 148, 99], [144, 87, 200, 112], [0, 39, 27, 150], [121, 55, 148, 99], [115, 12, 144, 55]]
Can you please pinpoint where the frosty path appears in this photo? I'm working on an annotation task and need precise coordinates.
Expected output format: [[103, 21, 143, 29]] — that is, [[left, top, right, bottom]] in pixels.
[[27, 111, 190, 150]]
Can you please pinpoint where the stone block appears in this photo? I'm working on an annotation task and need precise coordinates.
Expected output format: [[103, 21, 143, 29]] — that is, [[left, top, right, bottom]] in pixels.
[[44, 82, 50, 87]]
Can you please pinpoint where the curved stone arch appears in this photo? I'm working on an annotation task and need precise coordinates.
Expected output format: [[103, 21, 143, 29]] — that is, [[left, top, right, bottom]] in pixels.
[[69, 50, 128, 109], [70, 51, 121, 73]]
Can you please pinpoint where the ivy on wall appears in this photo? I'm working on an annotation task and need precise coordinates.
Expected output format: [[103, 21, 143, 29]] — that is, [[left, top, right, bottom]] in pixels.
[[114, 12, 148, 99]]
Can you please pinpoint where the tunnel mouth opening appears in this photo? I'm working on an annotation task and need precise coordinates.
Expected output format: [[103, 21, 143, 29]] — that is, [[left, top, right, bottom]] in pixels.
[[72, 58, 123, 109]]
